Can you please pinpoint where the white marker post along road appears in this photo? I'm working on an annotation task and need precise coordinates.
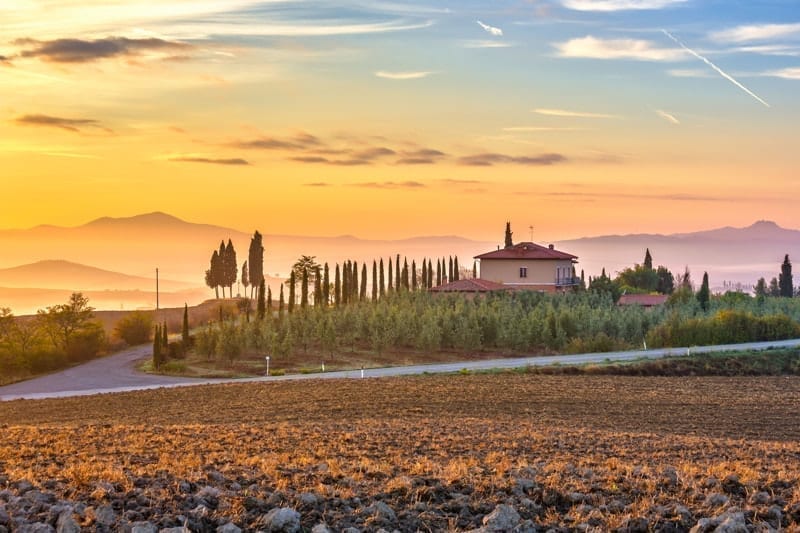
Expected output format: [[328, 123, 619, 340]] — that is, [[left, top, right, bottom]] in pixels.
[[1, 338, 799, 402]]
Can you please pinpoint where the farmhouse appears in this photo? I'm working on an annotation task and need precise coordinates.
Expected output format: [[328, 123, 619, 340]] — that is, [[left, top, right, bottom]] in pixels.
[[431, 224, 580, 295], [475, 241, 579, 293]]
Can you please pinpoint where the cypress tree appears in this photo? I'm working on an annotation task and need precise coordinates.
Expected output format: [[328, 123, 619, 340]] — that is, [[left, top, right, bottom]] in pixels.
[[379, 258, 385, 296], [208, 250, 221, 298], [323, 263, 330, 305], [448, 256, 453, 283], [428, 259, 433, 288], [278, 284, 285, 314], [342, 261, 350, 305], [334, 264, 341, 306], [248, 230, 264, 300], [388, 258, 393, 292], [218, 241, 226, 297], [779, 254, 793, 297], [301, 268, 309, 309], [267, 286, 272, 315], [224, 239, 237, 298], [288, 271, 296, 313], [697, 272, 710, 311], [472, 260, 477, 279], [162, 321, 168, 349], [352, 261, 359, 301], [504, 222, 513, 248], [257, 279, 266, 319], [402, 258, 409, 290], [436, 259, 442, 286], [241, 260, 249, 299], [314, 266, 322, 306], [395, 255, 400, 290], [152, 324, 161, 369], [182, 303, 189, 345], [454, 257, 460, 281], [361, 263, 367, 301], [417, 260, 422, 291], [644, 248, 653, 270]]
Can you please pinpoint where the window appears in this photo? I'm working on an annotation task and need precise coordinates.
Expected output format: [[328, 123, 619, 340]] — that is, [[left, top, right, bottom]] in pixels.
[[519, 267, 527, 278]]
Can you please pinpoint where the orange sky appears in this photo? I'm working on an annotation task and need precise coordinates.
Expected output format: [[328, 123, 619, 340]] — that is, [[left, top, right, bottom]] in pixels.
[[1, 0, 798, 241]]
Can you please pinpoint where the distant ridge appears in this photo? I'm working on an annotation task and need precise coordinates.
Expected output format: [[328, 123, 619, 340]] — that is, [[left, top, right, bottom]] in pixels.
[[0, 260, 192, 291]]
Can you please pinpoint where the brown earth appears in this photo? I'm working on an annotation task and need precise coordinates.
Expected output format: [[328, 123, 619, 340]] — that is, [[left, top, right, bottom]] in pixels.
[[1, 374, 799, 531]]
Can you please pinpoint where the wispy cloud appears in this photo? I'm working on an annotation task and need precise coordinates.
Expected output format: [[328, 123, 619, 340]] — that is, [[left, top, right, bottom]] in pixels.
[[555, 35, 683, 60], [395, 148, 447, 165], [503, 126, 585, 131], [462, 40, 513, 49], [375, 70, 433, 80], [304, 182, 331, 187], [14, 114, 110, 133], [168, 155, 249, 165], [539, 191, 734, 202], [13, 37, 191, 63], [353, 181, 426, 189], [662, 29, 770, 107], [476, 20, 503, 37], [561, 0, 687, 11], [655, 109, 680, 124], [533, 108, 619, 119], [762, 67, 800, 80], [233, 132, 321, 151], [458, 152, 567, 166], [710, 23, 800, 43]]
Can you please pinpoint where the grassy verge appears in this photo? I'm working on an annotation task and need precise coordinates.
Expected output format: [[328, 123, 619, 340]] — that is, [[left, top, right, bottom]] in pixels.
[[519, 348, 800, 376]]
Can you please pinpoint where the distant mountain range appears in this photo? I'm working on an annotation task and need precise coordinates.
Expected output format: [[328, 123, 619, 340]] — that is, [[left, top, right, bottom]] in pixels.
[[0, 213, 798, 314], [555, 220, 800, 289]]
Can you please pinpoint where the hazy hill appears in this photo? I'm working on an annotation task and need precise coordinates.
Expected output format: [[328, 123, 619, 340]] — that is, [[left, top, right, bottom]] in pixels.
[[0, 212, 496, 284], [0, 260, 192, 291], [555, 220, 800, 289]]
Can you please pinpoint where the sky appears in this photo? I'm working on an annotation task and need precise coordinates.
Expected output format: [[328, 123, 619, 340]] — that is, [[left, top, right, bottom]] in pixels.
[[1, 0, 798, 242]]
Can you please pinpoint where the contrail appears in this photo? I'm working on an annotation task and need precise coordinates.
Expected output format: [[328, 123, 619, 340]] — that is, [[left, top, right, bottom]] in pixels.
[[661, 29, 770, 108]]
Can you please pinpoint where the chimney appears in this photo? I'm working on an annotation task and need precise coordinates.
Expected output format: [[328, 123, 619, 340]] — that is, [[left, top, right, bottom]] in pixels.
[[548, 244, 554, 250]]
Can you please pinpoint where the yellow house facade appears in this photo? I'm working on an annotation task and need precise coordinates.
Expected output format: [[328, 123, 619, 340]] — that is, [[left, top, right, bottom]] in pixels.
[[475, 242, 579, 293]]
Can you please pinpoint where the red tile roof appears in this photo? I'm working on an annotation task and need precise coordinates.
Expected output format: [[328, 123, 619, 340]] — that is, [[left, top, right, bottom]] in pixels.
[[429, 278, 508, 293], [617, 294, 669, 307], [475, 242, 577, 261]]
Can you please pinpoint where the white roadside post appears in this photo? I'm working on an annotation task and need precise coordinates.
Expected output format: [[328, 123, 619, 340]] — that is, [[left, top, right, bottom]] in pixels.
[[266, 356, 270, 376], [360, 365, 364, 379]]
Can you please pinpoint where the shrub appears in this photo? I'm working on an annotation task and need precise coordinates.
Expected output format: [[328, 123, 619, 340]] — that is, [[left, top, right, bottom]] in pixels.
[[161, 361, 187, 374], [167, 341, 185, 359], [114, 311, 154, 346]]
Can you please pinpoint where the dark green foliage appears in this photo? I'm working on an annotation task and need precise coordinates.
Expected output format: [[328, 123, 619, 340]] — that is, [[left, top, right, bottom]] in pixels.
[[388, 258, 393, 292], [372, 260, 378, 301], [223, 239, 237, 298], [334, 264, 341, 306], [448, 256, 453, 283], [314, 266, 322, 306], [205, 250, 220, 299], [361, 263, 367, 301], [504, 222, 513, 248], [412, 260, 418, 291], [379, 259, 385, 296], [267, 286, 272, 313], [589, 269, 621, 302], [428, 259, 433, 288], [323, 263, 330, 306], [770, 277, 780, 297], [436, 259, 442, 286], [644, 248, 653, 270], [402, 258, 409, 290], [780, 254, 793, 297], [755, 278, 767, 299], [697, 272, 710, 311], [248, 230, 264, 299], [152, 324, 162, 369], [301, 268, 309, 309], [473, 261, 477, 280], [656, 266, 674, 294], [162, 321, 168, 349], [114, 311, 153, 346], [241, 260, 249, 298], [395, 255, 400, 292], [454, 257, 460, 281], [257, 279, 266, 319], [182, 304, 190, 344], [288, 271, 296, 313], [279, 284, 285, 314]]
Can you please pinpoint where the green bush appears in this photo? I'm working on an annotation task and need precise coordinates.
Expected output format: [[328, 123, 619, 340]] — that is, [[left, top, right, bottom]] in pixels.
[[114, 311, 153, 346], [161, 361, 187, 374]]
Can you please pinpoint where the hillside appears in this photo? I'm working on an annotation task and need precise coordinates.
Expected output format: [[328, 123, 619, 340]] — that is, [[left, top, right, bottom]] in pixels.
[[555, 220, 800, 288], [0, 260, 191, 291]]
